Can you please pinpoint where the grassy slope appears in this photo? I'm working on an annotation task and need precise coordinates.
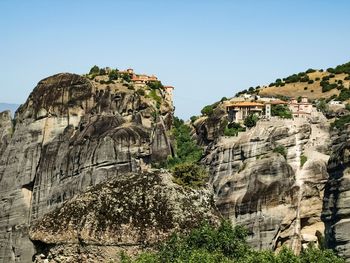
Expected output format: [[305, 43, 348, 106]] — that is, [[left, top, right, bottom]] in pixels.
[[258, 71, 350, 100]]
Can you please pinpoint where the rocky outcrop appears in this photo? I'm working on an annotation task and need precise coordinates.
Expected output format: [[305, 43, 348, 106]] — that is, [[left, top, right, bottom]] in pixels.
[[203, 115, 331, 252], [0, 111, 13, 156], [29, 171, 218, 262], [322, 127, 350, 261], [0, 72, 174, 262]]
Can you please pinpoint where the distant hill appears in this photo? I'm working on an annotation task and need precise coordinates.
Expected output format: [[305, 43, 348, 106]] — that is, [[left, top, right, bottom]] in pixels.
[[0, 103, 20, 116], [238, 61, 350, 102]]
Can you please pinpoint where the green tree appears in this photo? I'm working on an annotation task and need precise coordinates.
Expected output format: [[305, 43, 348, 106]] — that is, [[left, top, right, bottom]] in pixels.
[[201, 105, 214, 116], [89, 65, 100, 75], [244, 114, 258, 128], [271, 104, 293, 119]]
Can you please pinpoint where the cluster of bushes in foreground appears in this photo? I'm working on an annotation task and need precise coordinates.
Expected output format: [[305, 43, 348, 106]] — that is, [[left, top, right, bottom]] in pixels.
[[119, 221, 344, 263]]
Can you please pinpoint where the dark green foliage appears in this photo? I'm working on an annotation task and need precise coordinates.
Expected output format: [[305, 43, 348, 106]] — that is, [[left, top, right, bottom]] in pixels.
[[345, 103, 350, 111], [304, 87, 308, 90], [149, 89, 162, 108], [300, 75, 310, 82], [136, 89, 145, 96], [147, 80, 163, 90], [99, 68, 106, 75], [273, 145, 287, 158], [166, 117, 203, 168], [121, 221, 344, 263], [329, 74, 335, 78], [327, 68, 335, 73], [271, 104, 292, 119], [221, 97, 228, 102], [244, 114, 258, 128], [331, 61, 350, 74], [89, 65, 100, 75], [300, 155, 307, 167], [224, 122, 245, 136], [121, 73, 131, 82], [190, 115, 198, 123], [331, 115, 350, 130], [338, 89, 350, 101], [306, 68, 316, 73], [321, 80, 338, 92], [201, 105, 214, 116], [172, 163, 208, 188], [315, 77, 320, 81], [308, 79, 314, 84], [108, 69, 119, 81]]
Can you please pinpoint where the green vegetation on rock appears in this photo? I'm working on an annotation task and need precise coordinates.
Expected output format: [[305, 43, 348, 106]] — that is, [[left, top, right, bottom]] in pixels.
[[224, 122, 245, 136], [273, 145, 287, 159], [120, 220, 344, 263], [244, 114, 258, 128], [271, 104, 293, 119], [201, 104, 215, 116]]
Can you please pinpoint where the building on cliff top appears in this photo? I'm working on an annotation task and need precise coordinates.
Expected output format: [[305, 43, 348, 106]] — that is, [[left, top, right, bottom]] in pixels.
[[226, 96, 313, 122], [226, 101, 265, 122], [288, 96, 312, 118]]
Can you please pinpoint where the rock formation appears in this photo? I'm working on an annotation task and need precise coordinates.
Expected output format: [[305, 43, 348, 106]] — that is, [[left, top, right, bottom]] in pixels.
[[322, 126, 350, 261], [29, 171, 218, 262], [202, 114, 331, 252], [0, 72, 179, 262]]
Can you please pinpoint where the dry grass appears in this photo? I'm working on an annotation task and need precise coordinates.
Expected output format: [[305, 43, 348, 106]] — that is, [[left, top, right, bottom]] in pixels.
[[259, 71, 350, 100]]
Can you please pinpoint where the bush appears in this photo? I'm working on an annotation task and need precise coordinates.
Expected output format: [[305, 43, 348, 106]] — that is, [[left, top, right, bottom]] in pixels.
[[300, 155, 307, 167], [108, 69, 119, 81], [327, 68, 335, 73], [149, 89, 162, 108], [271, 104, 293, 119], [201, 105, 214, 116], [165, 117, 203, 168], [304, 87, 308, 90], [89, 65, 100, 75], [224, 122, 245, 136], [172, 163, 208, 188], [244, 114, 258, 128], [122, 220, 345, 263], [331, 115, 350, 130], [306, 68, 316, 73], [190, 116, 198, 123], [308, 79, 314, 84], [338, 89, 350, 101], [121, 73, 131, 82], [147, 80, 163, 90], [273, 145, 287, 158]]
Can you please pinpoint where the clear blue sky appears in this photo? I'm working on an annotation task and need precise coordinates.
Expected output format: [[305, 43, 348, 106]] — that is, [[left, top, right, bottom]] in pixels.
[[1, 0, 350, 119]]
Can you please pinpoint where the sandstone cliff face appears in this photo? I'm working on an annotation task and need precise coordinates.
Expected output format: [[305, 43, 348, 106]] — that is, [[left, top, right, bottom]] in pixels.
[[0, 73, 174, 262], [322, 127, 350, 261], [29, 171, 218, 263], [203, 114, 331, 252]]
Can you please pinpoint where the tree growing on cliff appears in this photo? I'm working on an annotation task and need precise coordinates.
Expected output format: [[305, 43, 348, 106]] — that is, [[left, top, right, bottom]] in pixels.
[[120, 220, 345, 263], [244, 114, 258, 128], [89, 65, 100, 75]]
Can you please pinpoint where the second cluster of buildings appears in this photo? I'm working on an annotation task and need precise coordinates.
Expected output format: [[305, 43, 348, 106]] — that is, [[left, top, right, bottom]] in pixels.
[[226, 96, 313, 122]]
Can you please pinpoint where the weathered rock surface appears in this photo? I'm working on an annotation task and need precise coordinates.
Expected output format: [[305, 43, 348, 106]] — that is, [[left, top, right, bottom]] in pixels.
[[203, 115, 331, 252], [29, 171, 218, 263], [0, 72, 174, 262], [0, 111, 13, 156], [322, 126, 350, 261]]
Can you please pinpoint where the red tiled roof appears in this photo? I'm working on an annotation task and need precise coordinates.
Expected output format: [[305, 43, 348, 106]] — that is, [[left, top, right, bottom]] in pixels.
[[227, 101, 264, 107]]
